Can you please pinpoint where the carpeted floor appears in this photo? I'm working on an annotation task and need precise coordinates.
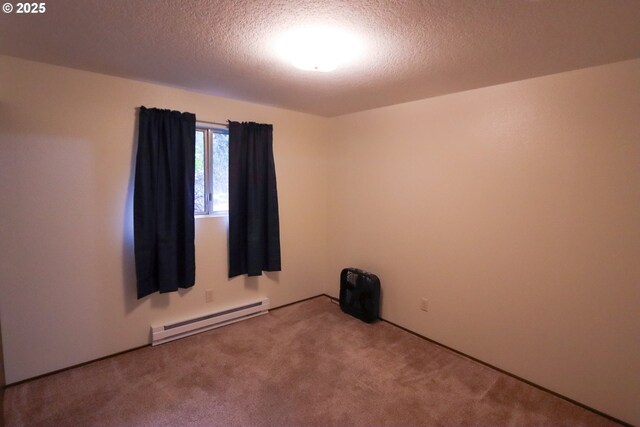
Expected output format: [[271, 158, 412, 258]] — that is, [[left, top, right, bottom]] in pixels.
[[3, 296, 620, 426]]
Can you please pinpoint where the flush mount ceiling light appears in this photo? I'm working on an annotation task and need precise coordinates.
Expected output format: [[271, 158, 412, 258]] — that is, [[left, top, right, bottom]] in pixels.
[[275, 27, 363, 72]]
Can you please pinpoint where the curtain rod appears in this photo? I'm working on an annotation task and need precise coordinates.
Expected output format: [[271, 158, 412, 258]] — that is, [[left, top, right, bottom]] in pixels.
[[196, 119, 228, 127]]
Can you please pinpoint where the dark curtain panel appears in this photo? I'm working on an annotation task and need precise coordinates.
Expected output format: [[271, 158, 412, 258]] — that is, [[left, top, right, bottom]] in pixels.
[[228, 121, 281, 278], [134, 106, 196, 298]]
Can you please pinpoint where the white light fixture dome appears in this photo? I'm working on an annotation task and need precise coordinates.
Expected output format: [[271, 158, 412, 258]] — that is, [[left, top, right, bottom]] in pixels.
[[276, 26, 363, 72]]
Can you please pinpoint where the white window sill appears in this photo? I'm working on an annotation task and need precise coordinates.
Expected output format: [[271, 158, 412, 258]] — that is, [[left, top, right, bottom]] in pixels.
[[195, 212, 228, 219]]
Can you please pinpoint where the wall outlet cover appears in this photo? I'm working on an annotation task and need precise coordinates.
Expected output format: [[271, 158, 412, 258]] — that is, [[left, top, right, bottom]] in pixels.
[[205, 289, 214, 303]]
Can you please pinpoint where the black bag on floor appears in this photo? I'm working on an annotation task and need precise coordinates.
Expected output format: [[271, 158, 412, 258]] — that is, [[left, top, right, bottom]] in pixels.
[[339, 268, 380, 323]]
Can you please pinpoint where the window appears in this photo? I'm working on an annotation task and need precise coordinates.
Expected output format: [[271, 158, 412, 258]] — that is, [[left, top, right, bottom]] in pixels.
[[195, 126, 229, 215]]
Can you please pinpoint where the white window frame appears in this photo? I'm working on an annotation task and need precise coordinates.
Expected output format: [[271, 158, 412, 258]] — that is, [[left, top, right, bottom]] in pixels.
[[195, 125, 229, 217]]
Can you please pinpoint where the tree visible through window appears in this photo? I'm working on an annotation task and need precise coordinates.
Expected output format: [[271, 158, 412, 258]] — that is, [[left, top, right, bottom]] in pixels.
[[194, 127, 229, 215]]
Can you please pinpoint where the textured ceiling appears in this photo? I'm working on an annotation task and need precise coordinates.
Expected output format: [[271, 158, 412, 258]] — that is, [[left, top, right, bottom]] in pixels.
[[1, 0, 639, 116]]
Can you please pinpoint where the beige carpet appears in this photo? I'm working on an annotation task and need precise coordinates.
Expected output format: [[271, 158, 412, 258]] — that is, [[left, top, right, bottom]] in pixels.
[[3, 296, 620, 426]]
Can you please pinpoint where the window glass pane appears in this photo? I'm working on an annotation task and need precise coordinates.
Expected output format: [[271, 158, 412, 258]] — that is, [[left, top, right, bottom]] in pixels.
[[212, 132, 229, 212], [194, 130, 206, 213]]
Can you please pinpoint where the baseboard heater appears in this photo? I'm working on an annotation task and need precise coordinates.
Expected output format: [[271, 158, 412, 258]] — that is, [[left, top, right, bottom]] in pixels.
[[151, 297, 270, 346]]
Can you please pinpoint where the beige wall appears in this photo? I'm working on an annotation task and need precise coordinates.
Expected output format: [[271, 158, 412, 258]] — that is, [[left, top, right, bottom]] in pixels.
[[327, 59, 640, 425], [0, 55, 329, 384], [0, 317, 4, 386]]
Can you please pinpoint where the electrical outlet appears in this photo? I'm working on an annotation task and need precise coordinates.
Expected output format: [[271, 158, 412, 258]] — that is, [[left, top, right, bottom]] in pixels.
[[421, 298, 429, 312], [205, 289, 214, 303]]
